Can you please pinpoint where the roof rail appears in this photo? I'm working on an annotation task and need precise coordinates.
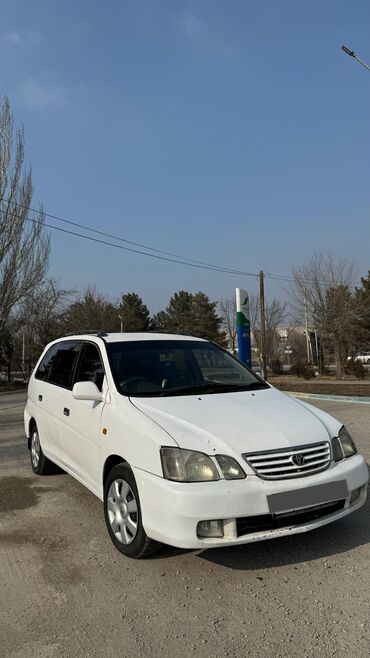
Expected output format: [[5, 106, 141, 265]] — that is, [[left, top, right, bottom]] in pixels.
[[66, 330, 108, 337], [145, 330, 196, 336]]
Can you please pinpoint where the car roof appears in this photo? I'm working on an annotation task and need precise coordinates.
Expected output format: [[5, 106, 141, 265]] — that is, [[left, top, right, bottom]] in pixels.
[[61, 332, 207, 344]]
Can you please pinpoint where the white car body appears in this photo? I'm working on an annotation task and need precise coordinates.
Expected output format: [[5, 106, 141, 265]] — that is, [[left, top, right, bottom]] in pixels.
[[25, 333, 368, 551], [354, 352, 370, 364]]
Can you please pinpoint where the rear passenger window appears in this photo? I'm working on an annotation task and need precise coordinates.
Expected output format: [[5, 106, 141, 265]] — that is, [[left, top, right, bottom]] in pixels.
[[35, 344, 60, 381], [74, 343, 105, 391], [46, 341, 80, 389]]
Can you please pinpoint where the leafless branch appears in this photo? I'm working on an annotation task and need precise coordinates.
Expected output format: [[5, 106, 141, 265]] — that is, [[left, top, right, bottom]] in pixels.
[[219, 297, 237, 352], [0, 96, 50, 332], [287, 252, 357, 378]]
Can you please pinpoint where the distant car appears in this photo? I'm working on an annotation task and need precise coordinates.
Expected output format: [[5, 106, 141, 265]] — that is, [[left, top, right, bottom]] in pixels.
[[348, 352, 370, 365], [0, 372, 7, 382], [25, 332, 368, 558]]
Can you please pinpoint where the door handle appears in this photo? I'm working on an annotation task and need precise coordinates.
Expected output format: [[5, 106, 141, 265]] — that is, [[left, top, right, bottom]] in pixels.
[[38, 395, 43, 402], [63, 407, 70, 417]]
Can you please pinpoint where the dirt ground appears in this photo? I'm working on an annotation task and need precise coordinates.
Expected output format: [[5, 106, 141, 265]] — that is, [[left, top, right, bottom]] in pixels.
[[0, 391, 369, 658]]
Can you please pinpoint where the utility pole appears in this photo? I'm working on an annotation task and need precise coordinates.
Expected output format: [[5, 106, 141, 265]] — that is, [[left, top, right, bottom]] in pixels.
[[259, 271, 267, 380], [118, 314, 123, 333], [304, 292, 311, 363]]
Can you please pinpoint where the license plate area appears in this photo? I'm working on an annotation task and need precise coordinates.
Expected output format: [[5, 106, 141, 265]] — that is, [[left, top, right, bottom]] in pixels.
[[267, 480, 348, 514]]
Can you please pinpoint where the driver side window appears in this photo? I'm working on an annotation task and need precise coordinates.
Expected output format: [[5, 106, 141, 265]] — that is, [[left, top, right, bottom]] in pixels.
[[75, 343, 105, 391]]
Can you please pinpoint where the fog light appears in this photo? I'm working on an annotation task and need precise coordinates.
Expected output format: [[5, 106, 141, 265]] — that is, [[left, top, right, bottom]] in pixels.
[[350, 487, 361, 504], [197, 520, 224, 538]]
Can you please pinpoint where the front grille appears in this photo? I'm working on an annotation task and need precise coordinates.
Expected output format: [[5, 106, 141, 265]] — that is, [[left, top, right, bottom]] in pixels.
[[242, 441, 331, 480], [236, 500, 345, 536]]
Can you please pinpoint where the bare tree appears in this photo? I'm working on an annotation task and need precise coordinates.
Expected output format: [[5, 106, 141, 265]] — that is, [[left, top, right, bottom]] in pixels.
[[288, 253, 356, 379], [249, 294, 286, 367], [0, 322, 18, 381], [219, 297, 237, 352], [0, 96, 50, 333], [23, 279, 73, 348]]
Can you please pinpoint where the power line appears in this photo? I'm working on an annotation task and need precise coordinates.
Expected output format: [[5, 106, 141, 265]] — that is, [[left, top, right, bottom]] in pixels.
[[265, 272, 361, 289], [22, 214, 260, 277], [0, 198, 258, 277], [0, 199, 363, 287]]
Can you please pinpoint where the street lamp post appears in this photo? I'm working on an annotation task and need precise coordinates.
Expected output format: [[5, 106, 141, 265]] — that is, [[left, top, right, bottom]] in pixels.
[[341, 45, 370, 72]]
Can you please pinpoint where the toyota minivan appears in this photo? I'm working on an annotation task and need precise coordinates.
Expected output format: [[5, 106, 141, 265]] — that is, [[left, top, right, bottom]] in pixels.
[[25, 332, 368, 558]]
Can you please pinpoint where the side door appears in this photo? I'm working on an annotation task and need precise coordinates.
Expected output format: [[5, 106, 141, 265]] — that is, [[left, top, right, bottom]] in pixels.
[[32, 341, 80, 460], [59, 341, 107, 493]]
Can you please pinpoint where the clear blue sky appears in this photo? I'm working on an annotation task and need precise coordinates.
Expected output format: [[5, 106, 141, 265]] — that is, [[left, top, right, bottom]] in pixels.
[[1, 0, 369, 311]]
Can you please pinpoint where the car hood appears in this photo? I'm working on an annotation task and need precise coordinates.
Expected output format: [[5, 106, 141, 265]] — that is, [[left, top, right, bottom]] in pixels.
[[131, 386, 341, 457]]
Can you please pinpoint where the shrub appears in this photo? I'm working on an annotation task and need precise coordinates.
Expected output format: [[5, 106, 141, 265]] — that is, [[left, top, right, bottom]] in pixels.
[[290, 359, 305, 376], [347, 359, 365, 379], [271, 358, 283, 375], [290, 360, 314, 379]]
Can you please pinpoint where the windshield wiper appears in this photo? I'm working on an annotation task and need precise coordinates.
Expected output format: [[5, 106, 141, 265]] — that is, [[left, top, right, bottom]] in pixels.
[[159, 384, 213, 397], [159, 382, 268, 397]]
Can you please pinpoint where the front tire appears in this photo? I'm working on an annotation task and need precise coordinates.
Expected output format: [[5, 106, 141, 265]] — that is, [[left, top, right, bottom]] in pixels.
[[30, 425, 55, 475], [104, 463, 161, 558]]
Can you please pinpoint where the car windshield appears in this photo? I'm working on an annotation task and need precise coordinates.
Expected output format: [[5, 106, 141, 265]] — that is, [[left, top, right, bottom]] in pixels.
[[106, 339, 268, 397]]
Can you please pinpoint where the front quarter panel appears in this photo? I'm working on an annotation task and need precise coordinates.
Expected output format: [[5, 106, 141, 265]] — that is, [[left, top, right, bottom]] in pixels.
[[100, 393, 177, 485]]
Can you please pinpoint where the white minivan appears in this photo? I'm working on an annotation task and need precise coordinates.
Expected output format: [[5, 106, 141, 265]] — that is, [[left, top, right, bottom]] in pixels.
[[25, 332, 368, 558]]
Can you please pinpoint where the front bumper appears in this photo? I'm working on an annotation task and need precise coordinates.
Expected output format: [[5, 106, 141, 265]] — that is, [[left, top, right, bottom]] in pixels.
[[133, 454, 368, 549]]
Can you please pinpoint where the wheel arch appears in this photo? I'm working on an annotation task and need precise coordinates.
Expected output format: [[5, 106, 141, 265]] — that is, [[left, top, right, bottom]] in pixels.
[[103, 454, 128, 489], [27, 417, 37, 450]]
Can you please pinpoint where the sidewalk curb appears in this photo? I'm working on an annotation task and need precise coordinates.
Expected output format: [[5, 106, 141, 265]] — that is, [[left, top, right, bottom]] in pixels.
[[287, 391, 370, 405]]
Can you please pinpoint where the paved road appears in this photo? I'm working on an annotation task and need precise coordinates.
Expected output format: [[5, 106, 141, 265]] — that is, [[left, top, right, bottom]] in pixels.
[[0, 391, 369, 658]]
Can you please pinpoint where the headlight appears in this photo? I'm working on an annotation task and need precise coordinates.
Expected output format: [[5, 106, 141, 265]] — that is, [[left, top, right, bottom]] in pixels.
[[331, 437, 343, 462], [160, 447, 219, 482], [215, 455, 246, 479], [338, 426, 357, 458]]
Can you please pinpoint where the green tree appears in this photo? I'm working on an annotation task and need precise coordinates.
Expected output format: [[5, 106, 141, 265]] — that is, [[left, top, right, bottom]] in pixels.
[[119, 292, 151, 331], [153, 291, 193, 334], [191, 292, 226, 344], [151, 310, 169, 332], [353, 271, 370, 350], [153, 290, 226, 345]]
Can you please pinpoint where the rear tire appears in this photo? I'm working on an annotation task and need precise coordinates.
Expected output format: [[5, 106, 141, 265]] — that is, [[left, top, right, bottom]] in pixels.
[[30, 425, 55, 475], [104, 463, 161, 558]]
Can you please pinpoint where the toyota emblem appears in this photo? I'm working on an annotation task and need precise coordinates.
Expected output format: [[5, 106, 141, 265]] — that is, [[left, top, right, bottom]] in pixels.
[[292, 453, 305, 466]]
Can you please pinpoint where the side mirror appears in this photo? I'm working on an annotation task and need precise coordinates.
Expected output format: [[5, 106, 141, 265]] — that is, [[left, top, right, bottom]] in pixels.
[[72, 381, 103, 402]]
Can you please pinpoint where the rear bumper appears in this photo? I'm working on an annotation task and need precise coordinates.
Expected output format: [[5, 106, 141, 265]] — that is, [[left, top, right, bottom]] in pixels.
[[133, 455, 368, 549], [24, 406, 31, 440]]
